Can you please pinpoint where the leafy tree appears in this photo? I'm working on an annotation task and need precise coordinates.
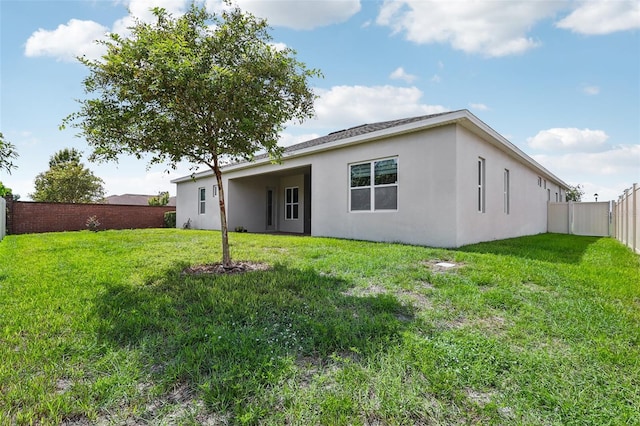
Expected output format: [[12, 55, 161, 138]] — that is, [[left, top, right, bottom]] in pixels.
[[0, 181, 13, 197], [566, 184, 585, 202], [30, 148, 105, 203], [0, 132, 18, 175], [148, 191, 170, 206], [62, 5, 320, 267]]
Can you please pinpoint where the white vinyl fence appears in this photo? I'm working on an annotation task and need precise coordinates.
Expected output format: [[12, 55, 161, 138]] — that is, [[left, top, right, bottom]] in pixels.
[[614, 184, 639, 254], [548, 201, 612, 237], [0, 197, 6, 241]]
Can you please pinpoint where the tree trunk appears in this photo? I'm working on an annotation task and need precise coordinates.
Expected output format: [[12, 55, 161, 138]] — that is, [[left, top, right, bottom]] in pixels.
[[212, 160, 231, 268]]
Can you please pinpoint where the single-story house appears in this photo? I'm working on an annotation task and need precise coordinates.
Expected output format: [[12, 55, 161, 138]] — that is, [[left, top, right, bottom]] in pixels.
[[172, 109, 568, 248]]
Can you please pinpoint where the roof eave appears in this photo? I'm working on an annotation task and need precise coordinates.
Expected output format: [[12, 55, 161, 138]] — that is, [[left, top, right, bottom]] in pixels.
[[457, 114, 570, 189], [172, 109, 569, 190]]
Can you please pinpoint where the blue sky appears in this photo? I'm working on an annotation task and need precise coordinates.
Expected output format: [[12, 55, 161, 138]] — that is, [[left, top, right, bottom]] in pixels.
[[1, 0, 638, 202]]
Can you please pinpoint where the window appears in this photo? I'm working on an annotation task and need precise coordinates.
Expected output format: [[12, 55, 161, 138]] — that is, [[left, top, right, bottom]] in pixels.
[[538, 176, 542, 187], [544, 179, 547, 189], [504, 169, 510, 214], [555, 192, 559, 202], [198, 187, 206, 214], [350, 157, 398, 211], [285, 187, 299, 220], [477, 158, 486, 213], [212, 185, 218, 197], [547, 188, 551, 201]]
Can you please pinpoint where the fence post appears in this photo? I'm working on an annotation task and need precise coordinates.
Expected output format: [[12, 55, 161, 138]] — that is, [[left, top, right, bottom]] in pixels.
[[617, 196, 621, 241], [624, 188, 633, 247], [0, 197, 5, 241], [3, 195, 13, 236], [633, 184, 638, 253], [568, 201, 574, 235]]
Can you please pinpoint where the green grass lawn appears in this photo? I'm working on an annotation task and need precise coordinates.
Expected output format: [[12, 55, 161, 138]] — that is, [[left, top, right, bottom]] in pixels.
[[0, 230, 638, 425]]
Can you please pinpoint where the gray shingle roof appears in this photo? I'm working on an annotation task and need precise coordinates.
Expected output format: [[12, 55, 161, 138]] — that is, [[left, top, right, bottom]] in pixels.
[[104, 194, 176, 206], [280, 110, 458, 154]]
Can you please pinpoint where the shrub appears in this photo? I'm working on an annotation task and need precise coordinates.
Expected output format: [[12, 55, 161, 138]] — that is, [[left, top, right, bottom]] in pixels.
[[164, 211, 177, 228], [86, 215, 101, 231]]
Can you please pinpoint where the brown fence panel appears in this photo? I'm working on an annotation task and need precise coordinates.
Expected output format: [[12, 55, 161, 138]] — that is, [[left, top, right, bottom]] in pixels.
[[8, 201, 175, 235], [0, 197, 5, 240]]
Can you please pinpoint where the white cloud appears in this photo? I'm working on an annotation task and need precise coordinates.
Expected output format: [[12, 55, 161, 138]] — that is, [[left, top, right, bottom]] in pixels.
[[527, 128, 609, 152], [430, 74, 442, 83], [556, 0, 640, 34], [534, 145, 640, 175], [270, 42, 288, 52], [469, 103, 489, 111], [24, 0, 190, 61], [532, 144, 640, 200], [376, 0, 562, 57], [127, 0, 188, 21], [112, 0, 189, 37], [582, 85, 600, 95], [309, 85, 448, 129], [389, 67, 418, 83], [24, 19, 109, 62], [232, 0, 361, 30]]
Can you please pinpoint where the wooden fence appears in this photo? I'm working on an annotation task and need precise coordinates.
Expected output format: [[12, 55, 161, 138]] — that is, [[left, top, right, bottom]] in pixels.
[[614, 183, 639, 254]]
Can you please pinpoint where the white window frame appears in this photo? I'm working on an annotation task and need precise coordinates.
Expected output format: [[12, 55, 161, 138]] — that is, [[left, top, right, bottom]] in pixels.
[[478, 157, 486, 213], [285, 186, 299, 220], [212, 185, 218, 198], [198, 187, 206, 214], [349, 156, 398, 212], [504, 169, 510, 214]]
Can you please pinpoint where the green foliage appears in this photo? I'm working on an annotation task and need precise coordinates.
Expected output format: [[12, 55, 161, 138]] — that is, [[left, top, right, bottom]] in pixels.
[[0, 132, 18, 175], [0, 231, 637, 424], [30, 148, 105, 203], [62, 5, 320, 266], [148, 191, 170, 206], [0, 181, 13, 197], [566, 184, 585, 202], [163, 211, 176, 228], [49, 147, 82, 168]]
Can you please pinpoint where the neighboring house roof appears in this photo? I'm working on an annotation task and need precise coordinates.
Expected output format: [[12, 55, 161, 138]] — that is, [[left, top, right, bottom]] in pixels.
[[104, 194, 177, 206], [172, 109, 569, 189]]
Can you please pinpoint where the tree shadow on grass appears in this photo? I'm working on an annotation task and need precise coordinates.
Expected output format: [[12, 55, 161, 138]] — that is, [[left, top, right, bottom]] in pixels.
[[93, 264, 413, 417], [457, 233, 603, 265]]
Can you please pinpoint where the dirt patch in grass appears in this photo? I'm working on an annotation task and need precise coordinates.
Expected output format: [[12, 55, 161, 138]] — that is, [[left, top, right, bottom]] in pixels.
[[466, 387, 495, 406], [397, 290, 433, 311], [182, 261, 271, 275], [341, 284, 387, 298], [442, 315, 509, 335]]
